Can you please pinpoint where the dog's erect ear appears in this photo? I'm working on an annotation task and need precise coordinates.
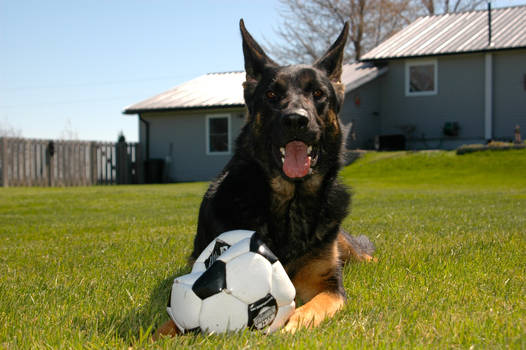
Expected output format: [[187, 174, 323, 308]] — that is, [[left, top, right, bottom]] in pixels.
[[314, 22, 349, 83], [240, 19, 277, 82]]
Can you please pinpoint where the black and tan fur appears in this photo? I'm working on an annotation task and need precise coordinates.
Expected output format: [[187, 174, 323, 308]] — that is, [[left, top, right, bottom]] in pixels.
[[156, 19, 375, 337]]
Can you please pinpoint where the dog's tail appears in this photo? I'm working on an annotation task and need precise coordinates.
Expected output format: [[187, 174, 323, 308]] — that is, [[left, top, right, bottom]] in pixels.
[[337, 230, 377, 263]]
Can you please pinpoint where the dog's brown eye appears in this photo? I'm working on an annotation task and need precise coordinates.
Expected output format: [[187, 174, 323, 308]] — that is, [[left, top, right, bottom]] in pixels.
[[266, 90, 278, 100], [313, 89, 324, 99]]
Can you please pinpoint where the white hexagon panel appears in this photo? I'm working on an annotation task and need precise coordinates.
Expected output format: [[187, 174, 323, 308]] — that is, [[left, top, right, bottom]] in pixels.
[[225, 252, 272, 304], [167, 272, 203, 332], [199, 292, 248, 333], [265, 301, 296, 334], [270, 261, 296, 306]]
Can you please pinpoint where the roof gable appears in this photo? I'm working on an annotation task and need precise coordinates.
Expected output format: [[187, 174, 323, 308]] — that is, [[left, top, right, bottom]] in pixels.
[[361, 5, 526, 61]]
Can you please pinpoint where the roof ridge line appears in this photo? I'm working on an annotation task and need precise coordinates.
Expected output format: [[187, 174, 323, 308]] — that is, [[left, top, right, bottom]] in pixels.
[[206, 71, 244, 75], [419, 3, 526, 21]]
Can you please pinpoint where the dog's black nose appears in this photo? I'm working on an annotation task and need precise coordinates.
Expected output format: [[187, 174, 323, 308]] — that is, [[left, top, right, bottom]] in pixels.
[[282, 109, 309, 130]]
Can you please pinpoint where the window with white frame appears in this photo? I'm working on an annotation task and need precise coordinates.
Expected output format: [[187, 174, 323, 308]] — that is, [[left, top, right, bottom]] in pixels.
[[206, 114, 231, 155], [405, 60, 437, 96]]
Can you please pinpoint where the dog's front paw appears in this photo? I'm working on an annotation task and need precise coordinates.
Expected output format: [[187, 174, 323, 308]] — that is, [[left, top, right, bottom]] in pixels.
[[282, 305, 320, 333], [281, 292, 346, 333], [153, 319, 181, 340]]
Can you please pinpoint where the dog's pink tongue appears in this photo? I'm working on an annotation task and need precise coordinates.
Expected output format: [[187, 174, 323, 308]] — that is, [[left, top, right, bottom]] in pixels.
[[283, 141, 311, 178]]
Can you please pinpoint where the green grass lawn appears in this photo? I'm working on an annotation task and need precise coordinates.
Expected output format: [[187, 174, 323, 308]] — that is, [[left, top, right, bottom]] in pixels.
[[1, 150, 525, 349]]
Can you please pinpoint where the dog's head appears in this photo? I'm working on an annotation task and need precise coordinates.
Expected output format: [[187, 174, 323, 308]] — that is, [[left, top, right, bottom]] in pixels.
[[238, 20, 348, 182]]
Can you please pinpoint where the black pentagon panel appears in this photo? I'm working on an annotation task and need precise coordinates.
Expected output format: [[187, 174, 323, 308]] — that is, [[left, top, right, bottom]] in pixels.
[[247, 293, 278, 330], [249, 235, 278, 264], [204, 239, 231, 269], [192, 260, 227, 299], [167, 294, 171, 308]]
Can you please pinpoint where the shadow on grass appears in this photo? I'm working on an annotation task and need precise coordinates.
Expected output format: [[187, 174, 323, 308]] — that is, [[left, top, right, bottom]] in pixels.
[[72, 265, 191, 345], [122, 265, 191, 342]]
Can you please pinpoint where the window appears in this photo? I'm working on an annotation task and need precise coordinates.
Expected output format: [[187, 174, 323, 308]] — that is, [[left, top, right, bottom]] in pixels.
[[206, 114, 231, 155], [405, 60, 437, 96]]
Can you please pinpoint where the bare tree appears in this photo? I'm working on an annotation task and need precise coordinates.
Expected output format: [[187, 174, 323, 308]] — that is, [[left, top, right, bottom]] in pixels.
[[0, 117, 22, 137], [269, 0, 484, 64], [420, 0, 485, 15], [59, 118, 79, 140]]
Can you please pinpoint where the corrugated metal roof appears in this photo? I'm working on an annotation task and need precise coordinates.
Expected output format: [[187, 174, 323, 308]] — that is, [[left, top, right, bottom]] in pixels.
[[123, 63, 386, 114], [123, 71, 246, 114], [361, 5, 526, 61]]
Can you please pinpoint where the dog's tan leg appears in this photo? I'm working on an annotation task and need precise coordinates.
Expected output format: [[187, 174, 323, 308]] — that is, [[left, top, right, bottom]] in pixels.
[[283, 291, 345, 332], [283, 241, 346, 333], [153, 319, 181, 340]]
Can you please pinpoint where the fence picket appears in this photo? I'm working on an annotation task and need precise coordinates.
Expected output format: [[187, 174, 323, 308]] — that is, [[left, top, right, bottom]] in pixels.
[[1, 138, 8, 187]]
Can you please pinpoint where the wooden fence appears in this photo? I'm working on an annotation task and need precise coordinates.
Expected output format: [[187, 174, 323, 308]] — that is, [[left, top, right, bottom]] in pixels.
[[0, 137, 143, 187]]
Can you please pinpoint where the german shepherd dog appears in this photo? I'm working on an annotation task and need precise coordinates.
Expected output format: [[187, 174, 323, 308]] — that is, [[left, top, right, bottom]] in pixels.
[[156, 20, 375, 337]]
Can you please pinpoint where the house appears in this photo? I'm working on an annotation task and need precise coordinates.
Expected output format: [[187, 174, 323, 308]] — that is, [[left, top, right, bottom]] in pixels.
[[123, 64, 385, 182], [124, 5, 526, 182], [353, 4, 526, 150]]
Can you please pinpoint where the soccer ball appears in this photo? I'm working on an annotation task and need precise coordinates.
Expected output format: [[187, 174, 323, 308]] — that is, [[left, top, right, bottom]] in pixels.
[[167, 230, 296, 334]]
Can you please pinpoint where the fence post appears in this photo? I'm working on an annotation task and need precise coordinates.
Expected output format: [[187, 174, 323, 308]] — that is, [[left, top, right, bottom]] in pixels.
[[23, 139, 29, 186], [46, 141, 55, 187], [1, 138, 8, 187], [135, 143, 144, 184], [116, 140, 128, 184], [89, 142, 98, 185]]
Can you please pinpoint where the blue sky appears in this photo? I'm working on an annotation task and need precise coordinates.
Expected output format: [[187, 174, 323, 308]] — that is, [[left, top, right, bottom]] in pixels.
[[1, 0, 525, 142], [0, 0, 283, 142]]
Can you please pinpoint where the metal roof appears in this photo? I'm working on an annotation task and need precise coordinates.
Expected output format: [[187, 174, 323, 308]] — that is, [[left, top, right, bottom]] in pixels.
[[123, 71, 245, 114], [361, 5, 526, 61], [123, 63, 386, 114]]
